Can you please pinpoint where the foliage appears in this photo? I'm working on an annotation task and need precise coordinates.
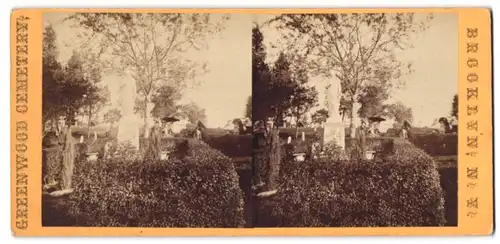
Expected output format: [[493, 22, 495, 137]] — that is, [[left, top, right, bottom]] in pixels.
[[267, 52, 297, 125], [253, 128, 284, 189], [43, 25, 105, 129], [273, 127, 324, 148], [245, 95, 252, 119], [254, 128, 325, 182], [75, 142, 89, 164], [267, 13, 433, 127], [257, 138, 445, 227], [150, 85, 182, 119], [292, 140, 309, 154], [67, 139, 245, 227], [179, 124, 197, 138], [385, 101, 413, 123], [252, 25, 273, 124], [357, 85, 390, 119], [345, 137, 393, 154], [149, 86, 207, 123], [321, 141, 345, 161], [103, 108, 122, 125], [109, 141, 143, 162], [66, 13, 229, 129], [203, 134, 253, 158], [178, 102, 207, 124], [80, 84, 110, 125], [311, 108, 329, 125], [410, 133, 458, 156], [451, 94, 458, 119], [287, 58, 319, 125], [253, 26, 318, 127], [42, 147, 63, 185], [434, 156, 457, 226]]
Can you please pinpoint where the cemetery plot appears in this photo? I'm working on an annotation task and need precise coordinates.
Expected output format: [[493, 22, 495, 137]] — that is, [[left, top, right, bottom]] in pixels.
[[251, 12, 458, 227], [41, 12, 252, 227]]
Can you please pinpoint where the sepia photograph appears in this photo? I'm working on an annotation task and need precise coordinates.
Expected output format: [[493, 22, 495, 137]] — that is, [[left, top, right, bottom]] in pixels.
[[41, 12, 253, 227], [38, 10, 464, 229], [8, 6, 495, 237], [251, 12, 458, 227]]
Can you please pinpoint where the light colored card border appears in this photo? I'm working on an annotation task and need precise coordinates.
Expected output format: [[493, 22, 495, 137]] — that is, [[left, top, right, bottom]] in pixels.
[[10, 8, 493, 236]]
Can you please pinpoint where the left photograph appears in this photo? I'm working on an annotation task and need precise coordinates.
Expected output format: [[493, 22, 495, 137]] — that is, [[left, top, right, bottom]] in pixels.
[[41, 12, 253, 227]]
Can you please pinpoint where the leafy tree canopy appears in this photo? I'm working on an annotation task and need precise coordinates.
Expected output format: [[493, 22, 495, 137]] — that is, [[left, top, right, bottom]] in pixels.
[[265, 13, 432, 126]]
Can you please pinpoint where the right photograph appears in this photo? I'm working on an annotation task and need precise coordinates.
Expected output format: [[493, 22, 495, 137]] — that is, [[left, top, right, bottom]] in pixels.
[[251, 12, 458, 227]]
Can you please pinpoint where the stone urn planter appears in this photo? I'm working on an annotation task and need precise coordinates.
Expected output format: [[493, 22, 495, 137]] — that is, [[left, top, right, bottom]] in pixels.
[[87, 152, 99, 162], [159, 150, 170, 161], [292, 140, 308, 162], [293, 153, 306, 162], [365, 150, 376, 160]]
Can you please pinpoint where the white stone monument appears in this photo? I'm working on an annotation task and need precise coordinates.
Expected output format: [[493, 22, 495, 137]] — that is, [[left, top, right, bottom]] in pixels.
[[323, 81, 345, 150], [351, 102, 362, 137], [116, 73, 140, 149]]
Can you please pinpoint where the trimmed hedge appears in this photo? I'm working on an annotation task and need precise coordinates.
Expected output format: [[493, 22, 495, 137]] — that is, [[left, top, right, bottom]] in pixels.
[[71, 125, 115, 139], [434, 156, 458, 226], [256, 139, 446, 227], [65, 139, 245, 227], [255, 128, 323, 146], [345, 137, 394, 152], [409, 133, 458, 156], [203, 134, 253, 158]]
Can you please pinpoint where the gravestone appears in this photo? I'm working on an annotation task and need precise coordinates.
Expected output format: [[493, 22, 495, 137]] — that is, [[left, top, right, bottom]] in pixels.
[[116, 74, 140, 149], [323, 81, 345, 150]]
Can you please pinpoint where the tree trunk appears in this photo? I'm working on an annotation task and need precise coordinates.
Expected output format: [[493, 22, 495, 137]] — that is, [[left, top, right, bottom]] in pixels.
[[145, 124, 160, 161], [87, 104, 92, 139], [295, 107, 300, 139], [51, 119, 58, 136], [266, 127, 280, 191], [60, 126, 75, 190], [143, 101, 150, 139], [349, 98, 355, 138]]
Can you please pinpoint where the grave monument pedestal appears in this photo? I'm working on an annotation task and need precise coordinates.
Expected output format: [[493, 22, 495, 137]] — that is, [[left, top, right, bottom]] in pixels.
[[116, 73, 139, 149], [323, 79, 346, 151], [323, 118, 345, 150]]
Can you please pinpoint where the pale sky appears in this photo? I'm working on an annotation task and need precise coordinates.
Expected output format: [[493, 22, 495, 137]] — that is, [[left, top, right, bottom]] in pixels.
[[256, 13, 458, 127], [44, 13, 251, 128], [44, 12, 457, 128]]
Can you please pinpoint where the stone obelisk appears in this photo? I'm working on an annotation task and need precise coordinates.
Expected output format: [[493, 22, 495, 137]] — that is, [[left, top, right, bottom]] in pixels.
[[323, 80, 345, 150], [116, 73, 140, 149]]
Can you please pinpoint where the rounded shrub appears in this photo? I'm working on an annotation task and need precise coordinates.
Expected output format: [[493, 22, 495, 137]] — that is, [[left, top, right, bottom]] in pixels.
[[410, 133, 458, 156], [434, 156, 458, 226], [256, 139, 446, 227], [67, 139, 245, 227], [203, 134, 253, 158]]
